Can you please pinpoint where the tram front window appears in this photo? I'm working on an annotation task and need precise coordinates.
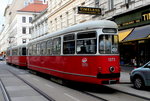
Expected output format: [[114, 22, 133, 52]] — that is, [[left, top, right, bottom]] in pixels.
[[77, 31, 97, 54], [99, 35, 118, 54]]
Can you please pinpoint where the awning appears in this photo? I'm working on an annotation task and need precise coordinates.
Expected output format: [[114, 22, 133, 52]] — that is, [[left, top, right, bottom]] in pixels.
[[123, 24, 150, 42], [118, 29, 133, 42]]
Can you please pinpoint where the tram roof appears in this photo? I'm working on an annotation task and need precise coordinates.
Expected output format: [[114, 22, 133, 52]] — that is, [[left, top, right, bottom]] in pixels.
[[8, 44, 27, 50], [29, 20, 118, 44]]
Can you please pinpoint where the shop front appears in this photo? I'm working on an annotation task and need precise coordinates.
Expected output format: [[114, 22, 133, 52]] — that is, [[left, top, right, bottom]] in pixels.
[[113, 5, 150, 66]]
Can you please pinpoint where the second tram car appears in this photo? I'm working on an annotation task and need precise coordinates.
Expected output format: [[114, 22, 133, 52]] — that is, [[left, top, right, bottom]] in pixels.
[[27, 20, 120, 85], [6, 44, 27, 67]]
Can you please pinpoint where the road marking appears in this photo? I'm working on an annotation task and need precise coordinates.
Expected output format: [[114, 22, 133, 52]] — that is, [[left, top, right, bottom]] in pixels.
[[45, 84, 54, 88], [64, 93, 80, 101], [32, 78, 39, 82], [20, 72, 25, 74], [13, 68, 18, 71], [26, 75, 30, 77]]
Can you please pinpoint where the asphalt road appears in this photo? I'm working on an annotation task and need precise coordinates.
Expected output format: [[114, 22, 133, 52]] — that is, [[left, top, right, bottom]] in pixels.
[[0, 61, 150, 101]]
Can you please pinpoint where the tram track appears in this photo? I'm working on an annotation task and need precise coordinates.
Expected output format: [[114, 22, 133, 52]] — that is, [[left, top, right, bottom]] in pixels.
[[82, 85, 150, 101], [112, 87, 150, 101], [4, 66, 150, 101], [6, 69, 55, 101], [8, 68, 109, 101], [24, 69, 150, 101], [0, 79, 11, 101], [66, 82, 150, 101], [78, 90, 108, 101], [74, 88, 150, 101]]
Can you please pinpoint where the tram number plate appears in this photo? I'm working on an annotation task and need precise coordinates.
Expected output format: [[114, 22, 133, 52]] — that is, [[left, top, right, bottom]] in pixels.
[[108, 58, 116, 62], [109, 80, 116, 84]]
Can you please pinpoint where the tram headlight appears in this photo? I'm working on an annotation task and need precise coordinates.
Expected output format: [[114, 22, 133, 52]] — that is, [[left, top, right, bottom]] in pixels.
[[109, 66, 115, 72]]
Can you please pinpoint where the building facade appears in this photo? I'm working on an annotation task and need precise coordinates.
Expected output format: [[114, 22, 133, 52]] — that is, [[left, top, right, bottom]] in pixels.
[[31, 9, 48, 39], [0, 0, 29, 53], [1, 0, 150, 65], [114, 4, 150, 66], [45, 0, 150, 66], [0, 0, 47, 54]]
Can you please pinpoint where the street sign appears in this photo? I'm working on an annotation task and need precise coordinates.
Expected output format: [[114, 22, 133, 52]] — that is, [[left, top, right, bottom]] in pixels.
[[77, 6, 101, 15]]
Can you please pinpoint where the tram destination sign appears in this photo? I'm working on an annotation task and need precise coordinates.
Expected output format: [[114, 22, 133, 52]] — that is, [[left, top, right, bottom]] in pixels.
[[77, 6, 101, 15]]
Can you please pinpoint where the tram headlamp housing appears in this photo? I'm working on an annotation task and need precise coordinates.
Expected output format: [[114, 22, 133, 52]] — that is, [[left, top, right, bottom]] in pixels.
[[109, 66, 115, 72]]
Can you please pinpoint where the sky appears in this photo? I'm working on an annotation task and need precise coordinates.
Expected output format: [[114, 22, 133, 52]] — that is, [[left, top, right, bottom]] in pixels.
[[0, 0, 12, 30]]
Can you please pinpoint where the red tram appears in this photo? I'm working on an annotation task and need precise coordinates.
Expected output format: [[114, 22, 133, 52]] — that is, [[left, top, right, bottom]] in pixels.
[[27, 20, 120, 85], [6, 44, 27, 67]]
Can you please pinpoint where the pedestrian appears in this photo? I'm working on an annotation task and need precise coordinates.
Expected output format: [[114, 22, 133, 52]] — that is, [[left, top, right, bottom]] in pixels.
[[132, 57, 137, 67]]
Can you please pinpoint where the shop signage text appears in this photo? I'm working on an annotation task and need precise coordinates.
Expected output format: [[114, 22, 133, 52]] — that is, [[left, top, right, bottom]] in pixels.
[[118, 11, 150, 28], [77, 6, 101, 15], [142, 12, 150, 21], [115, 6, 150, 30]]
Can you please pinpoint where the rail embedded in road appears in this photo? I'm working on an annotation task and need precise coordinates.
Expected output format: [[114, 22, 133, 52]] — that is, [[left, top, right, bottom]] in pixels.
[[7, 70, 55, 101], [0, 79, 11, 101]]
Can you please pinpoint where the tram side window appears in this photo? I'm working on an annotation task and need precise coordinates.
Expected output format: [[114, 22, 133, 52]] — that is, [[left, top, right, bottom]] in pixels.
[[40, 42, 46, 56], [19, 48, 22, 56], [53, 37, 61, 55], [37, 43, 40, 56], [12, 49, 18, 56], [6, 50, 10, 56], [47, 39, 52, 55], [63, 34, 75, 54], [22, 47, 26, 56], [28, 46, 33, 56], [15, 49, 18, 56], [12, 50, 14, 56], [77, 31, 97, 54], [32, 44, 37, 56]]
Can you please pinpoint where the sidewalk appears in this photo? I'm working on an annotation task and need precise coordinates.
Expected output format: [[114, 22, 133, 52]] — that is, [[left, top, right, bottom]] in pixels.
[[120, 65, 134, 83], [109, 66, 150, 99], [121, 65, 134, 73], [120, 72, 130, 83]]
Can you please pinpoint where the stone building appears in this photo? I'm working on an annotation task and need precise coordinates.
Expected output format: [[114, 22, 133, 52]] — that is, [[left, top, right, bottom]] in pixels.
[[45, 0, 150, 66], [0, 0, 47, 54]]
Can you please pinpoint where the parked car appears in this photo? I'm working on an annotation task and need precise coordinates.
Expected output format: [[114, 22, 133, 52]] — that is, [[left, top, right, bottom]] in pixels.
[[130, 61, 150, 89]]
